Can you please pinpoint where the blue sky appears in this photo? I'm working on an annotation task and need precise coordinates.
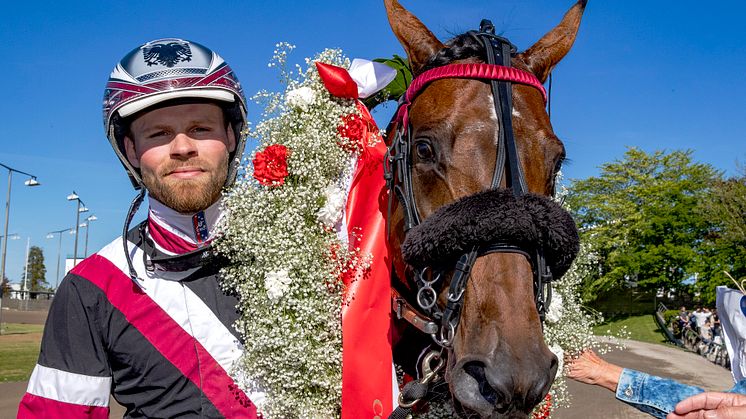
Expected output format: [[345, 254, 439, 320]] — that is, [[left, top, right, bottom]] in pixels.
[[0, 0, 744, 286]]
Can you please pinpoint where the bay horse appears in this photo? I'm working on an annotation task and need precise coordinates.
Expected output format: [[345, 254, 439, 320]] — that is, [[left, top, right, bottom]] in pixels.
[[383, 0, 585, 417]]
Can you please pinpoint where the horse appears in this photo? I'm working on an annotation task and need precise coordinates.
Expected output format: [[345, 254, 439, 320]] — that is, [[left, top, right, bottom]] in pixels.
[[382, 0, 586, 417]]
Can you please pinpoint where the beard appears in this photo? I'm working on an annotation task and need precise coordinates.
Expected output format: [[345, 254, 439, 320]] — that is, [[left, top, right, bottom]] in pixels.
[[141, 154, 228, 214]]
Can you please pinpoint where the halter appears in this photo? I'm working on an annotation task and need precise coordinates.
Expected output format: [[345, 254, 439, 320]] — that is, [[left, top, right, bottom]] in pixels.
[[384, 20, 555, 350]]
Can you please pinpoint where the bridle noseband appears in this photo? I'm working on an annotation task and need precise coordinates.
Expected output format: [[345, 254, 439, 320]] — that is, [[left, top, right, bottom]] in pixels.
[[385, 20, 555, 350]]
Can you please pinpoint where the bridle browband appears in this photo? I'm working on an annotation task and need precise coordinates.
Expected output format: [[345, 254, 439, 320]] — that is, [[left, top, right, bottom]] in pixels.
[[385, 20, 556, 352], [394, 63, 547, 132]]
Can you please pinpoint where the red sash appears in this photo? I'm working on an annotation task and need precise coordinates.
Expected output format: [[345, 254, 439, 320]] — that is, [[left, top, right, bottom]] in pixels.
[[342, 138, 394, 418]]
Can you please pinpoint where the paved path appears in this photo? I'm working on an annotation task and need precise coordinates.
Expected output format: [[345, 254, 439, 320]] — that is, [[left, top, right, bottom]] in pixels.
[[0, 337, 733, 418]]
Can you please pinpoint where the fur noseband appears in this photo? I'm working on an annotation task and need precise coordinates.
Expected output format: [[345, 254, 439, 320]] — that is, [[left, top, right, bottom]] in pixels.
[[401, 189, 580, 279]]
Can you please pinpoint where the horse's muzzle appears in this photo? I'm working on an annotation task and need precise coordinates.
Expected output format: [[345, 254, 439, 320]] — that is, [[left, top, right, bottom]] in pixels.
[[449, 353, 557, 419]]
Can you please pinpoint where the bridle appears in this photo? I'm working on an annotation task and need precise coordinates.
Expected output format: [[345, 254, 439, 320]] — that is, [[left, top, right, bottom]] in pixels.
[[384, 20, 555, 351]]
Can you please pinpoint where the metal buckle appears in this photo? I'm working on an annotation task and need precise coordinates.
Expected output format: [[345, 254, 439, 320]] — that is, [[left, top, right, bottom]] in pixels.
[[397, 350, 446, 408]]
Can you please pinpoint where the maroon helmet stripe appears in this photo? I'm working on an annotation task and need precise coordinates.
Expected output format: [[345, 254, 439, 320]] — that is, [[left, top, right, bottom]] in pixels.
[[106, 81, 159, 94], [194, 64, 232, 87]]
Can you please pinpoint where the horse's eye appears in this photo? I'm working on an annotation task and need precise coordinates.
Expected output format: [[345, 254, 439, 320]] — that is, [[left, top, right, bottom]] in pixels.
[[415, 141, 434, 161]]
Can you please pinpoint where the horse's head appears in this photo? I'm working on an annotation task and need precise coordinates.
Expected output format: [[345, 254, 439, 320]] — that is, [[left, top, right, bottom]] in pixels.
[[384, 0, 585, 417]]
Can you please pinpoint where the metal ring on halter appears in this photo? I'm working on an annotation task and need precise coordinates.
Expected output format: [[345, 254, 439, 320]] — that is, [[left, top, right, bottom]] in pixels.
[[431, 321, 456, 347], [417, 286, 438, 311]]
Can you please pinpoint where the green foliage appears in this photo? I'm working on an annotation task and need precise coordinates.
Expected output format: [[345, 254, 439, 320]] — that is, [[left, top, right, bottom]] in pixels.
[[662, 309, 680, 325], [362, 55, 413, 109], [23, 246, 48, 292], [1, 274, 9, 297], [566, 148, 720, 301], [693, 167, 746, 303]]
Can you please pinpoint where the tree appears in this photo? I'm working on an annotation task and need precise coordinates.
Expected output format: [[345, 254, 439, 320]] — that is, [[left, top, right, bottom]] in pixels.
[[23, 246, 48, 292], [1, 273, 9, 297], [566, 148, 720, 302], [694, 166, 746, 303]]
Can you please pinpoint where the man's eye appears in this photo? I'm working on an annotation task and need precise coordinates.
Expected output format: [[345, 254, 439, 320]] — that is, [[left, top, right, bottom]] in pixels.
[[148, 130, 168, 139]]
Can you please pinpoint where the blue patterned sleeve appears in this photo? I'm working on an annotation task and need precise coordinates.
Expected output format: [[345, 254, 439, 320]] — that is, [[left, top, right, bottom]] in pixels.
[[615, 368, 704, 418], [728, 380, 746, 394]]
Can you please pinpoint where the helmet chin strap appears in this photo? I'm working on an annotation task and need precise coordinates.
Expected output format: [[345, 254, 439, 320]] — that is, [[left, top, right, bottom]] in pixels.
[[123, 188, 146, 283]]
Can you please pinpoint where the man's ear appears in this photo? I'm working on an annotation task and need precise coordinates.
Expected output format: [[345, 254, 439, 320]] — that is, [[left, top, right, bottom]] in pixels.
[[124, 136, 141, 168], [226, 126, 236, 153]]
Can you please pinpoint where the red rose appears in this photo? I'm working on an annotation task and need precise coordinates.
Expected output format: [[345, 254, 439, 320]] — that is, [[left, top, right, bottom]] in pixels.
[[337, 102, 380, 152], [253, 144, 289, 186], [337, 113, 369, 152]]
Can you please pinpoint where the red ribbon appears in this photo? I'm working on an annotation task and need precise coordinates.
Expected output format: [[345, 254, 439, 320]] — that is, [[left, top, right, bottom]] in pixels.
[[342, 132, 394, 418], [316, 62, 359, 99]]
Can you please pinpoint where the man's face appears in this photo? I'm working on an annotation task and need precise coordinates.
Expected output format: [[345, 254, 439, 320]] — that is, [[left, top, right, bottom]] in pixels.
[[124, 103, 236, 213]]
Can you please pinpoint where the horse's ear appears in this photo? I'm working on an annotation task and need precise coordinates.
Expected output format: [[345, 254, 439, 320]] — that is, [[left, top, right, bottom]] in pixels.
[[384, 0, 444, 74], [519, 0, 587, 83]]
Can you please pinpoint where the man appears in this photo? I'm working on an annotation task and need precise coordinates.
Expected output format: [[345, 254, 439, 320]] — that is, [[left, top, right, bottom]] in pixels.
[[18, 39, 258, 418], [693, 306, 713, 336]]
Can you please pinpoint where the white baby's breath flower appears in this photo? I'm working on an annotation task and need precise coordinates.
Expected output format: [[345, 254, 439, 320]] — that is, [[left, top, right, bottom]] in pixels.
[[316, 184, 346, 228], [546, 292, 564, 324], [285, 86, 316, 109], [264, 269, 291, 301]]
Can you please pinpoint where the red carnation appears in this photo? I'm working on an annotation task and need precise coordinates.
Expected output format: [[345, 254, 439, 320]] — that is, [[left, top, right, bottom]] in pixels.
[[253, 144, 289, 186]]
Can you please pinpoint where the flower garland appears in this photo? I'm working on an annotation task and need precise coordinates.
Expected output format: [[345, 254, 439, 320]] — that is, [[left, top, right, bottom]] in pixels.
[[219, 44, 623, 419], [218, 45, 374, 418]]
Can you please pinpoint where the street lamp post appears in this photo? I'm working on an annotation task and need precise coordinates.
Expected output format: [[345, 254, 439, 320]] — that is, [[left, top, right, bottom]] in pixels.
[[0, 162, 40, 334], [81, 215, 97, 258], [67, 191, 88, 267], [46, 228, 74, 290]]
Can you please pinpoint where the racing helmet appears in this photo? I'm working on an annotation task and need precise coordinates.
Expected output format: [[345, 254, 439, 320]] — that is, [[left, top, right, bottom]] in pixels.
[[103, 38, 247, 189]]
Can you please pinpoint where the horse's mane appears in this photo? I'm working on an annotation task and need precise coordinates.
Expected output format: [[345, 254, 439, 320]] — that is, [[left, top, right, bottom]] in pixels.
[[420, 34, 486, 73]]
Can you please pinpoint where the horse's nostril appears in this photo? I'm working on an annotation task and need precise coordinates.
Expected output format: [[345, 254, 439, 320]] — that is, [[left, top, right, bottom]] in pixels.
[[463, 361, 500, 406]]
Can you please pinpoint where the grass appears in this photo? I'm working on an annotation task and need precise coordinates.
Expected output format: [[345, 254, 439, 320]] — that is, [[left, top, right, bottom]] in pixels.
[[0, 323, 43, 382], [592, 313, 670, 346], [1, 324, 44, 335]]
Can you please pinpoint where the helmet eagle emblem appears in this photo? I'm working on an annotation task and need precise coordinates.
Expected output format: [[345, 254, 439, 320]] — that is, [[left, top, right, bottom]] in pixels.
[[142, 42, 192, 67]]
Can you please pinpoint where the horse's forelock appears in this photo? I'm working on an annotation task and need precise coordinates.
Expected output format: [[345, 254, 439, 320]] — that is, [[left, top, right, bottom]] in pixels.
[[420, 34, 486, 74]]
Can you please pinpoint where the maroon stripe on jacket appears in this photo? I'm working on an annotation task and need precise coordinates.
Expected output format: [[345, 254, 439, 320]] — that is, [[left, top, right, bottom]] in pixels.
[[70, 255, 256, 418], [17, 394, 108, 419]]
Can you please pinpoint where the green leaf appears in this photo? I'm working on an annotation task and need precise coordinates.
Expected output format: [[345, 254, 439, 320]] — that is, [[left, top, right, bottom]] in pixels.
[[362, 55, 413, 110]]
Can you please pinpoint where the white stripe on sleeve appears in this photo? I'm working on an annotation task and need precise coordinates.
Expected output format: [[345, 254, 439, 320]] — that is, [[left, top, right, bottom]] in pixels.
[[26, 364, 111, 407]]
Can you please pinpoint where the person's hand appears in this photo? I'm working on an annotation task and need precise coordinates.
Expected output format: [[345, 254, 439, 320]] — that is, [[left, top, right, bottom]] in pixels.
[[667, 392, 746, 419], [565, 349, 623, 392]]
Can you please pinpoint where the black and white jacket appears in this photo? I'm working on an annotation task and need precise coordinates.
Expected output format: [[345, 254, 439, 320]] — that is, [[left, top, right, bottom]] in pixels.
[[18, 199, 258, 418]]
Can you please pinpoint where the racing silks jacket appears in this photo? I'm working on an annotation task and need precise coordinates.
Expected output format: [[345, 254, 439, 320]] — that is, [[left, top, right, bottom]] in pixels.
[[18, 198, 258, 418]]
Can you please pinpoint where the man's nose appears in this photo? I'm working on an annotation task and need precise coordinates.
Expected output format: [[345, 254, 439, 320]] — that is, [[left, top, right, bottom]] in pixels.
[[170, 133, 198, 159]]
